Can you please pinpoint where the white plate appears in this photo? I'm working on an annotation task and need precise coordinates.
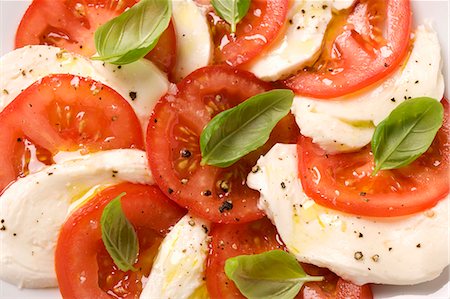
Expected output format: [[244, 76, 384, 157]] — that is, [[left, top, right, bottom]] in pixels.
[[0, 0, 448, 298]]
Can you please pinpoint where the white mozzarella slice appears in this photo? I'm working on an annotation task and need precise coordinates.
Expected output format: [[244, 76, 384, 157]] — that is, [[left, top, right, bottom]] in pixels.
[[247, 144, 449, 285], [171, 0, 213, 82], [140, 214, 209, 299], [0, 45, 169, 131], [0, 149, 152, 288], [291, 23, 445, 153], [246, 1, 332, 81]]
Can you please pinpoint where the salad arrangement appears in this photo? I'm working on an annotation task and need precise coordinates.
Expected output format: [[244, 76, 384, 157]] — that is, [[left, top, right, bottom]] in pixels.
[[0, 0, 448, 298]]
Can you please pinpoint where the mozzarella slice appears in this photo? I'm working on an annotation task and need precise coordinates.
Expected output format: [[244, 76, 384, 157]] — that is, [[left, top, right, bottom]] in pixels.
[[0, 149, 152, 288], [247, 144, 449, 285], [140, 214, 209, 299], [246, 1, 332, 81], [0, 45, 169, 131], [171, 0, 213, 82], [291, 23, 445, 153]]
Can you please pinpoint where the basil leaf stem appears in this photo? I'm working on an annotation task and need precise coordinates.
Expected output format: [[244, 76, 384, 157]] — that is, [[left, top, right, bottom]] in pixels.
[[371, 97, 444, 175], [225, 250, 323, 299], [93, 0, 171, 65], [101, 192, 139, 272], [211, 0, 251, 33], [200, 89, 294, 168]]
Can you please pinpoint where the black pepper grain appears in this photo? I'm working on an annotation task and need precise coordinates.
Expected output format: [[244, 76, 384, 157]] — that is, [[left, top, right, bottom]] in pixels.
[[180, 149, 192, 158], [354, 251, 363, 260], [219, 201, 233, 213], [129, 91, 137, 101]]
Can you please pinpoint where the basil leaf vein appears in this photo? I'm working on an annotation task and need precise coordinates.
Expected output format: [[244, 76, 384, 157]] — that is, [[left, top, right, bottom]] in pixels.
[[225, 250, 323, 299], [94, 0, 171, 65], [101, 192, 139, 272], [211, 0, 251, 33], [371, 97, 444, 174], [200, 89, 294, 168]]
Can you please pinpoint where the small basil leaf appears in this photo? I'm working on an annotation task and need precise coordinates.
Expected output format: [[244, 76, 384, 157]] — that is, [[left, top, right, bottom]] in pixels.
[[93, 0, 171, 65], [211, 0, 251, 33], [225, 250, 323, 299], [372, 97, 444, 175], [101, 192, 139, 272], [200, 89, 294, 168]]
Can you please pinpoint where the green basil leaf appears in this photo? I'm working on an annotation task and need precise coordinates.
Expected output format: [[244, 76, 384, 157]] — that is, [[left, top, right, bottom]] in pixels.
[[101, 192, 139, 272], [225, 250, 323, 299], [211, 0, 251, 33], [372, 97, 444, 175], [93, 0, 171, 65], [200, 89, 294, 168]]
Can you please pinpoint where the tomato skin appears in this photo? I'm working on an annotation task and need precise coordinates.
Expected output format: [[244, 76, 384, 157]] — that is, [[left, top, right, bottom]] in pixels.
[[284, 0, 411, 99], [55, 183, 186, 299], [146, 65, 299, 223], [15, 0, 176, 73], [208, 0, 289, 66], [297, 99, 449, 217], [206, 218, 285, 299], [0, 74, 143, 193]]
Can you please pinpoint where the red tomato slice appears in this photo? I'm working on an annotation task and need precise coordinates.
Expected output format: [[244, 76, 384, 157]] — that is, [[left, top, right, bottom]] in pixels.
[[15, 0, 176, 73], [146, 66, 299, 223], [300, 264, 373, 299], [284, 0, 411, 99], [144, 21, 177, 74], [206, 218, 285, 299], [297, 100, 449, 217], [55, 183, 186, 299], [0, 74, 143, 193], [205, 218, 372, 299], [207, 0, 289, 66]]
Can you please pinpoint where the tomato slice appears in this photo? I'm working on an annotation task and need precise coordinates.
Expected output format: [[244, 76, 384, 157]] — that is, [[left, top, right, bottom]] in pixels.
[[144, 21, 177, 74], [297, 100, 449, 217], [283, 0, 411, 98], [300, 265, 373, 299], [146, 66, 299, 223], [207, 0, 289, 66], [55, 183, 186, 299], [206, 218, 372, 299], [0, 74, 143, 193], [205, 218, 285, 299], [15, 0, 176, 73]]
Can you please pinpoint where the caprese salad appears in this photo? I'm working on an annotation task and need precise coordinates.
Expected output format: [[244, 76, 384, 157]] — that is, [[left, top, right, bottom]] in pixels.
[[0, 0, 448, 299]]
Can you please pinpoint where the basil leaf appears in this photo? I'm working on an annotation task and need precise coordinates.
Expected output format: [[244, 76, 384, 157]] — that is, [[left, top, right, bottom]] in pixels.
[[101, 192, 139, 272], [225, 250, 323, 299], [200, 89, 294, 168], [93, 0, 171, 65], [211, 0, 251, 33], [372, 97, 444, 175]]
